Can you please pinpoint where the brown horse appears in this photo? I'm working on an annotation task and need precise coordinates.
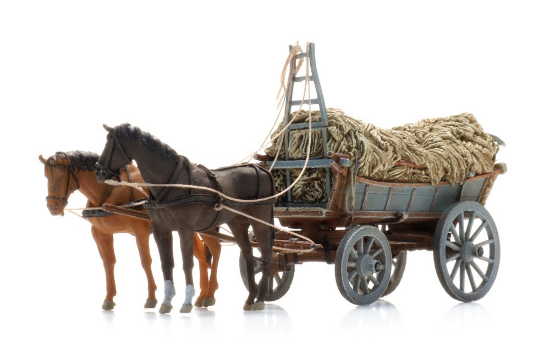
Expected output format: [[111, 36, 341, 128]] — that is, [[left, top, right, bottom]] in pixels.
[[40, 151, 221, 310]]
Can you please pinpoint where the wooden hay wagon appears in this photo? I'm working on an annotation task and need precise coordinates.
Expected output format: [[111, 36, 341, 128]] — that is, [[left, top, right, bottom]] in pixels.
[[236, 43, 505, 305]]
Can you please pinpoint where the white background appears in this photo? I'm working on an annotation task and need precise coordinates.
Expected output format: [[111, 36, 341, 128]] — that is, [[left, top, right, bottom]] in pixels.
[[1, 1, 548, 348]]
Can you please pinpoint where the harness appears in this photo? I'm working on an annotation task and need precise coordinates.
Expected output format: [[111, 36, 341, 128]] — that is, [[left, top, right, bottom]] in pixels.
[[143, 156, 223, 231], [96, 130, 276, 231]]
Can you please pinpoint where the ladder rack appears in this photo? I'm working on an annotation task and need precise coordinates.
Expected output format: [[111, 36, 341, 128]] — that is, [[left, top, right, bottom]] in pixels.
[[269, 43, 350, 207]]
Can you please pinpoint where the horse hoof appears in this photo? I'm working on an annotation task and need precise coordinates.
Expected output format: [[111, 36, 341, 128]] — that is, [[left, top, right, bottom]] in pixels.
[[102, 300, 116, 311], [144, 298, 158, 309], [180, 304, 193, 313], [194, 298, 204, 307], [243, 302, 254, 311], [159, 303, 173, 314], [202, 298, 216, 307], [253, 301, 265, 311]]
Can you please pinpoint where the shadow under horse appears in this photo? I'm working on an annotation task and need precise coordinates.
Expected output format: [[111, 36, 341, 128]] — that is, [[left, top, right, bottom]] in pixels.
[[96, 124, 276, 313], [40, 151, 221, 310]]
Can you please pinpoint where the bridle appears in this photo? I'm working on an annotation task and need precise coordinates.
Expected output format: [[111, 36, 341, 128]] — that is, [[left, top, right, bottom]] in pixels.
[[95, 130, 132, 182], [46, 162, 80, 206]]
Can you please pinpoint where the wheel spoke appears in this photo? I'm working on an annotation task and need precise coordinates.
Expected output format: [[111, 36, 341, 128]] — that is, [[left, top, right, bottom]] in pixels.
[[447, 252, 461, 264], [368, 274, 379, 286], [466, 263, 477, 292], [460, 262, 466, 291], [450, 259, 461, 281], [475, 239, 494, 248], [470, 260, 489, 282], [357, 238, 364, 254], [360, 277, 369, 294], [353, 275, 361, 292], [347, 261, 357, 268], [450, 225, 462, 245], [465, 211, 476, 240], [348, 270, 358, 283], [446, 241, 461, 252], [350, 248, 359, 260], [475, 256, 495, 264], [470, 220, 488, 242], [370, 248, 383, 258], [364, 237, 374, 254], [458, 212, 465, 241]]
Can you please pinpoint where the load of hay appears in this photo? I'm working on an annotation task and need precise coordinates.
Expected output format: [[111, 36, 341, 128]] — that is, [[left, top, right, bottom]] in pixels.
[[264, 108, 500, 203]]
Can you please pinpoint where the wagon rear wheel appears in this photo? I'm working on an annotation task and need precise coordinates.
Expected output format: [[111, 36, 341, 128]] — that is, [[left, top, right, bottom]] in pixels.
[[433, 201, 500, 302], [239, 250, 295, 302], [383, 251, 407, 297], [377, 225, 407, 297], [335, 225, 392, 305]]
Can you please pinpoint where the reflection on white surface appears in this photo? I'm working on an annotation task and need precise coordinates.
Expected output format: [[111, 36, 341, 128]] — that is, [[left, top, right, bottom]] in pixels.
[[442, 302, 492, 328], [338, 300, 402, 332]]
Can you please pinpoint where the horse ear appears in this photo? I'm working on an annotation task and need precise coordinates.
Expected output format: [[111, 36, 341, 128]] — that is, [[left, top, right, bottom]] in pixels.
[[103, 124, 113, 132], [39, 155, 47, 164]]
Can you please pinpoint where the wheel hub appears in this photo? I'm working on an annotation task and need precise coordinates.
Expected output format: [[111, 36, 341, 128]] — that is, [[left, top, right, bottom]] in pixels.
[[357, 254, 381, 277], [461, 241, 479, 263]]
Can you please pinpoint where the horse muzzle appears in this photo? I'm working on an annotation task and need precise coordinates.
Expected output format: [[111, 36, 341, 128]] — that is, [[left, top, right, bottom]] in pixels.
[[46, 197, 66, 216]]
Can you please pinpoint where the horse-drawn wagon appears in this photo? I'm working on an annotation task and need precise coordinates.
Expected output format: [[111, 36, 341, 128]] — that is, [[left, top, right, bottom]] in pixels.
[[87, 42, 504, 311], [238, 42, 505, 305]]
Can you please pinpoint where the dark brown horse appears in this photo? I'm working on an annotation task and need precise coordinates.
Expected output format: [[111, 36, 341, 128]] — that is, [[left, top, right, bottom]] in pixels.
[[96, 124, 276, 313], [40, 151, 221, 310]]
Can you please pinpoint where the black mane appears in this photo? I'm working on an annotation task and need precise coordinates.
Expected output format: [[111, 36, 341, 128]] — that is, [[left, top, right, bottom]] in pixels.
[[114, 123, 180, 162], [48, 151, 99, 171]]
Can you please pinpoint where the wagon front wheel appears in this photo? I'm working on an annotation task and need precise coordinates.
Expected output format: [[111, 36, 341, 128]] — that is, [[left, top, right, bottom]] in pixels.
[[434, 201, 500, 302], [335, 226, 392, 305]]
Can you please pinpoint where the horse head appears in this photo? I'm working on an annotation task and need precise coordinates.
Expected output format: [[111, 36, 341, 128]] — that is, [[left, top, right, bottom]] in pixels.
[[96, 124, 133, 183], [40, 153, 80, 216]]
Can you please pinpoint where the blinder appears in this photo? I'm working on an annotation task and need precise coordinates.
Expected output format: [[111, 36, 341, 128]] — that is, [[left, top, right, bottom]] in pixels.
[[96, 130, 131, 182]]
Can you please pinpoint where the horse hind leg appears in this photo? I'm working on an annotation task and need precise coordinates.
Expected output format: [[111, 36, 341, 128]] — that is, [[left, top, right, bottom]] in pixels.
[[227, 217, 257, 311], [192, 233, 209, 307], [249, 218, 274, 311], [153, 227, 176, 314], [200, 233, 222, 307]]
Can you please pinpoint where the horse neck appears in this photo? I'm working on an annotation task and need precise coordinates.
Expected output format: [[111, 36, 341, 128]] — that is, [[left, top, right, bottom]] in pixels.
[[124, 139, 183, 197], [75, 170, 113, 207]]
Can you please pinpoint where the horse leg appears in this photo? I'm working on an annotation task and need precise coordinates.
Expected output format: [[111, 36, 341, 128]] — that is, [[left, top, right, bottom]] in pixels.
[[91, 227, 117, 310], [249, 218, 274, 311], [178, 228, 195, 313], [199, 233, 221, 307], [152, 227, 176, 314], [192, 233, 209, 307], [227, 217, 256, 311], [133, 222, 158, 309]]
